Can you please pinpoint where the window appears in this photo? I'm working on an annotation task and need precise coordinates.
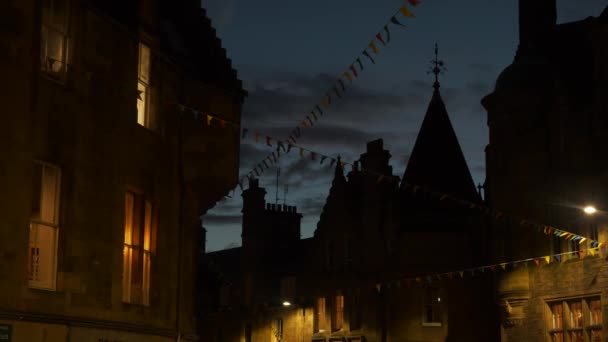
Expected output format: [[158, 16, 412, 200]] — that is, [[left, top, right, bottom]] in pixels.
[[332, 294, 344, 331], [40, 0, 70, 81], [547, 297, 602, 342], [423, 287, 442, 326], [123, 191, 157, 305], [273, 318, 283, 342], [314, 297, 326, 333], [349, 288, 362, 331], [137, 43, 151, 127], [29, 162, 61, 290]]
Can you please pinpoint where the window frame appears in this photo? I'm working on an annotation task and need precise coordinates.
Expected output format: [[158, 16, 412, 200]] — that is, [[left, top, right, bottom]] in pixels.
[[137, 42, 152, 128], [122, 190, 157, 306], [422, 287, 443, 327], [546, 296, 602, 342], [40, 0, 71, 82], [28, 161, 61, 291]]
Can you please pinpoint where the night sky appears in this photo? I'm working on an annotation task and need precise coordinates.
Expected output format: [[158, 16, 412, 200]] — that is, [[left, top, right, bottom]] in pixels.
[[202, 0, 607, 252]]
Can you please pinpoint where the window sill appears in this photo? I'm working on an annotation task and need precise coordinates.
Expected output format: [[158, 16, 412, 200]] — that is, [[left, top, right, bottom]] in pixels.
[[28, 283, 57, 292], [422, 322, 442, 327]]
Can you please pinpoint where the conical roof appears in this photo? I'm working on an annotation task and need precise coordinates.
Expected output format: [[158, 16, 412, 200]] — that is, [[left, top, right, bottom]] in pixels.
[[401, 88, 480, 202]]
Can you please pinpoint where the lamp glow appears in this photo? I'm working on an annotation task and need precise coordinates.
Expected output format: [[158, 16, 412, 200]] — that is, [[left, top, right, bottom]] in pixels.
[[282, 301, 291, 307], [584, 206, 597, 215]]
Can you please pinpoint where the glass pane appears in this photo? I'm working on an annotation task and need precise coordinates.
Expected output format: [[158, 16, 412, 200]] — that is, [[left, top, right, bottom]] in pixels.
[[31, 163, 42, 219], [551, 303, 563, 329], [590, 299, 602, 325], [143, 200, 152, 251], [124, 193, 134, 244], [47, 0, 69, 32], [570, 301, 583, 328], [142, 251, 151, 306], [571, 331, 584, 342], [317, 297, 326, 331], [122, 245, 132, 302], [40, 165, 59, 224], [137, 82, 147, 126], [551, 332, 563, 342], [138, 43, 150, 83], [28, 223, 57, 289], [591, 329, 602, 342]]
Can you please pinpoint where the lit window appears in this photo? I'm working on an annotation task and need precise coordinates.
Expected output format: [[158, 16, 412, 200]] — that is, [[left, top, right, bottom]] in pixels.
[[547, 297, 601, 342], [29, 162, 61, 290], [40, 0, 70, 81], [123, 191, 157, 305], [332, 294, 344, 331], [423, 287, 442, 326], [314, 297, 326, 333], [137, 43, 151, 127]]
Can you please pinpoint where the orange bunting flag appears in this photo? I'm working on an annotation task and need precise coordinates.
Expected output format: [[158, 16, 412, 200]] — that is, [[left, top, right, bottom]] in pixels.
[[534, 259, 540, 267], [255, 132, 261, 142], [206, 114, 213, 126], [377, 175, 384, 183], [399, 5, 415, 18], [368, 41, 379, 55], [579, 250, 585, 258]]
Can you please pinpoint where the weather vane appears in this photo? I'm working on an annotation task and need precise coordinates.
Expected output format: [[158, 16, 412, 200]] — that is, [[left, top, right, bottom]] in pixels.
[[427, 42, 446, 91]]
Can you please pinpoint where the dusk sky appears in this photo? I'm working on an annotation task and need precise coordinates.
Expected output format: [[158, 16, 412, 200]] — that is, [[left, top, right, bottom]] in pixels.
[[202, 0, 607, 252]]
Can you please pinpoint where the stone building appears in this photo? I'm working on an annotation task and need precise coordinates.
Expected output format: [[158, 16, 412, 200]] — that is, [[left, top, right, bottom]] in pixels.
[[0, 0, 245, 341], [201, 70, 499, 341], [482, 1, 608, 341]]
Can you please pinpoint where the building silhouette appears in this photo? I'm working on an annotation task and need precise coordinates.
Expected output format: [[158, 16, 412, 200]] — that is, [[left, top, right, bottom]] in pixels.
[[0, 0, 244, 341], [201, 52, 499, 341]]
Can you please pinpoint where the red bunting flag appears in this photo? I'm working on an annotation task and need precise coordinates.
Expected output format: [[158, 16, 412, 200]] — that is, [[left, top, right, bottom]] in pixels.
[[408, 0, 422, 6], [219, 119, 226, 128], [534, 259, 540, 267], [376, 32, 386, 46], [310, 152, 316, 160]]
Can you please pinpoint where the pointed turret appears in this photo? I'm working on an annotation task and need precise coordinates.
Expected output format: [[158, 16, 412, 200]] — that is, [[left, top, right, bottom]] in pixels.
[[401, 45, 480, 202]]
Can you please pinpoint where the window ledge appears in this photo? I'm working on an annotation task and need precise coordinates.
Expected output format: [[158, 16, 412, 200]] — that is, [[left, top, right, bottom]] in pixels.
[[422, 322, 442, 327]]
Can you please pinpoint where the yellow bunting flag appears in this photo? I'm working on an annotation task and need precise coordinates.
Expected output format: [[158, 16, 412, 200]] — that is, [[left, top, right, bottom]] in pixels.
[[590, 248, 596, 256], [458, 271, 464, 278], [579, 237, 586, 244], [544, 256, 550, 264], [206, 114, 213, 125], [500, 263, 506, 270], [440, 194, 448, 200], [368, 41, 379, 55], [320, 96, 329, 108], [399, 5, 415, 18], [375, 284, 381, 292], [343, 71, 353, 83]]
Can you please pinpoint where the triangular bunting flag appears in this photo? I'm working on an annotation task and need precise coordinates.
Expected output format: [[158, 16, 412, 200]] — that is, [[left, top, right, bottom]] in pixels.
[[349, 65, 359, 77], [338, 79, 346, 91], [277, 141, 285, 152], [356, 57, 364, 71], [315, 105, 324, 116], [408, 0, 422, 6], [534, 259, 540, 267], [375, 284, 381, 292], [311, 111, 318, 121], [544, 256, 550, 264], [320, 156, 327, 164], [343, 71, 353, 83], [306, 116, 314, 126], [287, 144, 293, 153], [206, 114, 213, 126], [368, 41, 379, 55], [383, 24, 391, 43], [219, 119, 226, 128], [500, 263, 506, 270], [333, 86, 342, 98], [375, 32, 386, 46], [399, 5, 415, 18], [363, 50, 376, 64], [555, 255, 561, 263], [255, 132, 261, 142], [390, 15, 407, 27]]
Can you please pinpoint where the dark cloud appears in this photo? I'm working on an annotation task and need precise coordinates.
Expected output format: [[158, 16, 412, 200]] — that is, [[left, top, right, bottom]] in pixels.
[[468, 62, 494, 73], [203, 214, 242, 226]]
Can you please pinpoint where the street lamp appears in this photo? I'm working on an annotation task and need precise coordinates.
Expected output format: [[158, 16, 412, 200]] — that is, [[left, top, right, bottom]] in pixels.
[[282, 301, 291, 307], [583, 205, 597, 215]]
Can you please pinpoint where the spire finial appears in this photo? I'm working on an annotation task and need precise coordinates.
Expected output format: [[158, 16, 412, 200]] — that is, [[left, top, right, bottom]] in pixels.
[[428, 42, 446, 91]]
